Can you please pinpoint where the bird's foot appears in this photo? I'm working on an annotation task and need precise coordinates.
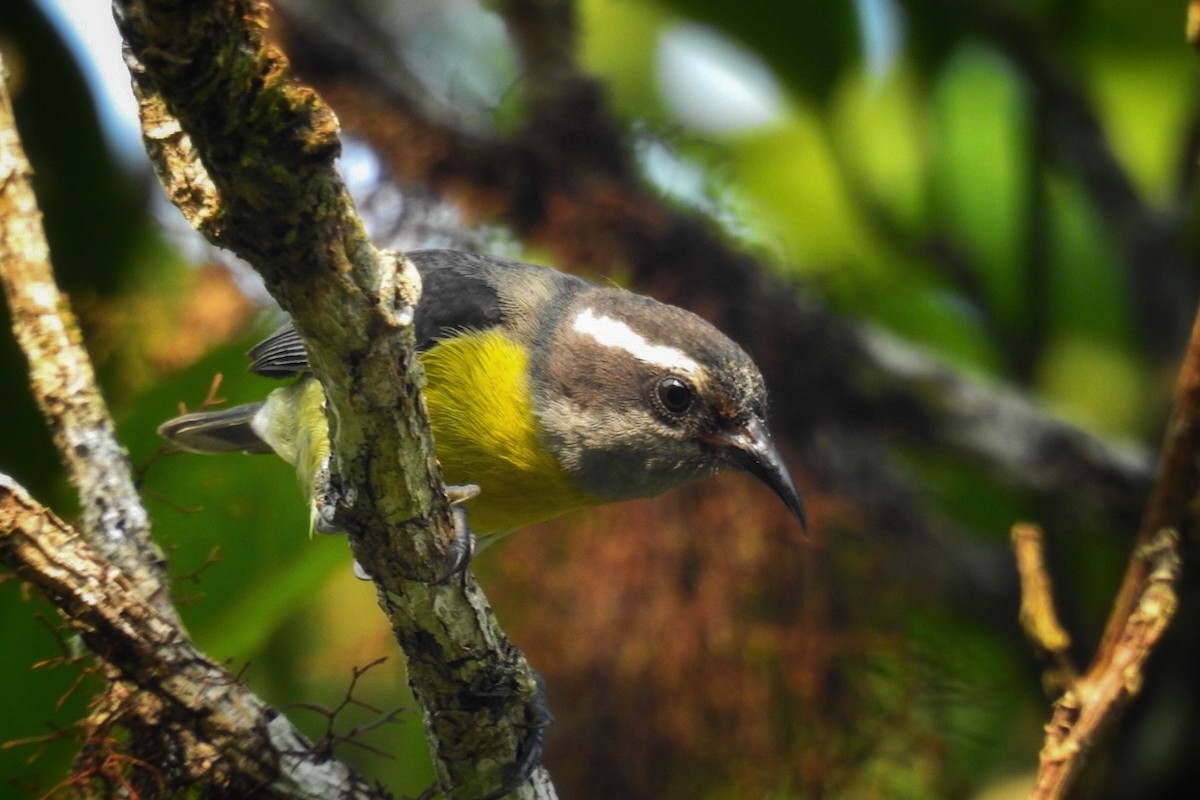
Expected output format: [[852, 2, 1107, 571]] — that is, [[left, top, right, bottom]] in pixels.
[[311, 457, 345, 535], [431, 484, 481, 586], [476, 669, 554, 800], [349, 483, 479, 585]]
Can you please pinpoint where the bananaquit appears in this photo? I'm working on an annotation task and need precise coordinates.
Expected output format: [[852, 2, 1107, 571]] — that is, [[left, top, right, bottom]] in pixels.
[[158, 250, 806, 541]]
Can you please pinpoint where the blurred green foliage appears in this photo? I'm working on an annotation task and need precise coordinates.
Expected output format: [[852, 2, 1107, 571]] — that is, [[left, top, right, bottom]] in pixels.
[[1, 0, 1197, 797]]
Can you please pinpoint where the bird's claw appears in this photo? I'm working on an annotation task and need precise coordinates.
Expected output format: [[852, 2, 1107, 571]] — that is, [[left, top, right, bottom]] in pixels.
[[348, 484, 479, 585], [445, 483, 482, 506], [351, 559, 372, 581], [476, 670, 554, 800], [431, 484, 480, 586], [311, 457, 344, 535]]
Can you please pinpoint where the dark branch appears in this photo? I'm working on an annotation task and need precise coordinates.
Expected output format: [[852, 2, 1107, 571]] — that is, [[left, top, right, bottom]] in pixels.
[[0, 54, 169, 613], [11, 4, 559, 796], [1025, 297, 1200, 795], [0, 473, 386, 798]]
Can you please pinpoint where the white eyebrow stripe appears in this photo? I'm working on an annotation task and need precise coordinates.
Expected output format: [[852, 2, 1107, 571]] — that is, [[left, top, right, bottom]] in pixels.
[[572, 307, 699, 374]]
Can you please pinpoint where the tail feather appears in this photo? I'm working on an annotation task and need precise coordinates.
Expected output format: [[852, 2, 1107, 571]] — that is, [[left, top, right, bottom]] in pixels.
[[158, 403, 273, 454]]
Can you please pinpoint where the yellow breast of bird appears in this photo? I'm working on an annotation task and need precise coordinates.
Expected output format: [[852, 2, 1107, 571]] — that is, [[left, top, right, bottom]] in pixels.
[[420, 328, 597, 535]]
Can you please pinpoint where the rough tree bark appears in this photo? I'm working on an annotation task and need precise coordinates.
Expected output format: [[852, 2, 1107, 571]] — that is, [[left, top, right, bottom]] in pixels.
[[0, 1, 556, 795], [3, 0, 1193, 796]]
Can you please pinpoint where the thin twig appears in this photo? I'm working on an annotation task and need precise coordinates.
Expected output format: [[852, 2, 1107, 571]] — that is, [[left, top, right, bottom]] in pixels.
[[1030, 528, 1180, 799], [1024, 298, 1200, 797], [1012, 523, 1078, 689], [1099, 305, 1200, 666]]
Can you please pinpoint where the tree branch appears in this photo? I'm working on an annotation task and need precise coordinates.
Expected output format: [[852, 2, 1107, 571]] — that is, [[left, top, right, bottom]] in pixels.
[[0, 473, 386, 799], [0, 51, 168, 614], [1096, 304, 1200, 665], [1012, 522, 1077, 688], [1023, 299, 1200, 797], [112, 0, 553, 796], [1029, 528, 1180, 799], [1, 49, 415, 797]]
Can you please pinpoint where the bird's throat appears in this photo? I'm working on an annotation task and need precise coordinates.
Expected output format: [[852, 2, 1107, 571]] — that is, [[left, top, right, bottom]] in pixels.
[[421, 329, 596, 534]]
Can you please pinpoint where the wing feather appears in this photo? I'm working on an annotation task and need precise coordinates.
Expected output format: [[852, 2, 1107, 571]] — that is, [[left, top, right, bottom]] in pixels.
[[245, 250, 583, 378]]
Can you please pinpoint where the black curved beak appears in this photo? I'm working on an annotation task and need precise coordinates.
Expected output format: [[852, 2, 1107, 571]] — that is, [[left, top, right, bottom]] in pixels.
[[702, 417, 807, 535]]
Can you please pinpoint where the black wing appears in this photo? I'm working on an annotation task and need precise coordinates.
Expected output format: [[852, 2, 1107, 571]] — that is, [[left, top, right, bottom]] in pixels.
[[246, 250, 535, 378], [411, 249, 507, 347], [247, 323, 311, 378]]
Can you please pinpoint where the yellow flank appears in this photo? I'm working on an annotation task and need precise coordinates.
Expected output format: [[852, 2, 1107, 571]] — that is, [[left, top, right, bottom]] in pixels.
[[420, 329, 597, 535], [263, 329, 595, 536], [260, 377, 333, 533]]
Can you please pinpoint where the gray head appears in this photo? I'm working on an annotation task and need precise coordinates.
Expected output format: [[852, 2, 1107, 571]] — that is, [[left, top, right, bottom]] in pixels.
[[530, 286, 806, 530]]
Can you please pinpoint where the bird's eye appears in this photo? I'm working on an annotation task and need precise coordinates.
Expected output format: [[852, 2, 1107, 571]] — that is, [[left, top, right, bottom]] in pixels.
[[656, 376, 694, 415]]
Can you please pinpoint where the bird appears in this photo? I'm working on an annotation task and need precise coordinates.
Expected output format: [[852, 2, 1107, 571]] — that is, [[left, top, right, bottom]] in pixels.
[[158, 249, 806, 547]]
